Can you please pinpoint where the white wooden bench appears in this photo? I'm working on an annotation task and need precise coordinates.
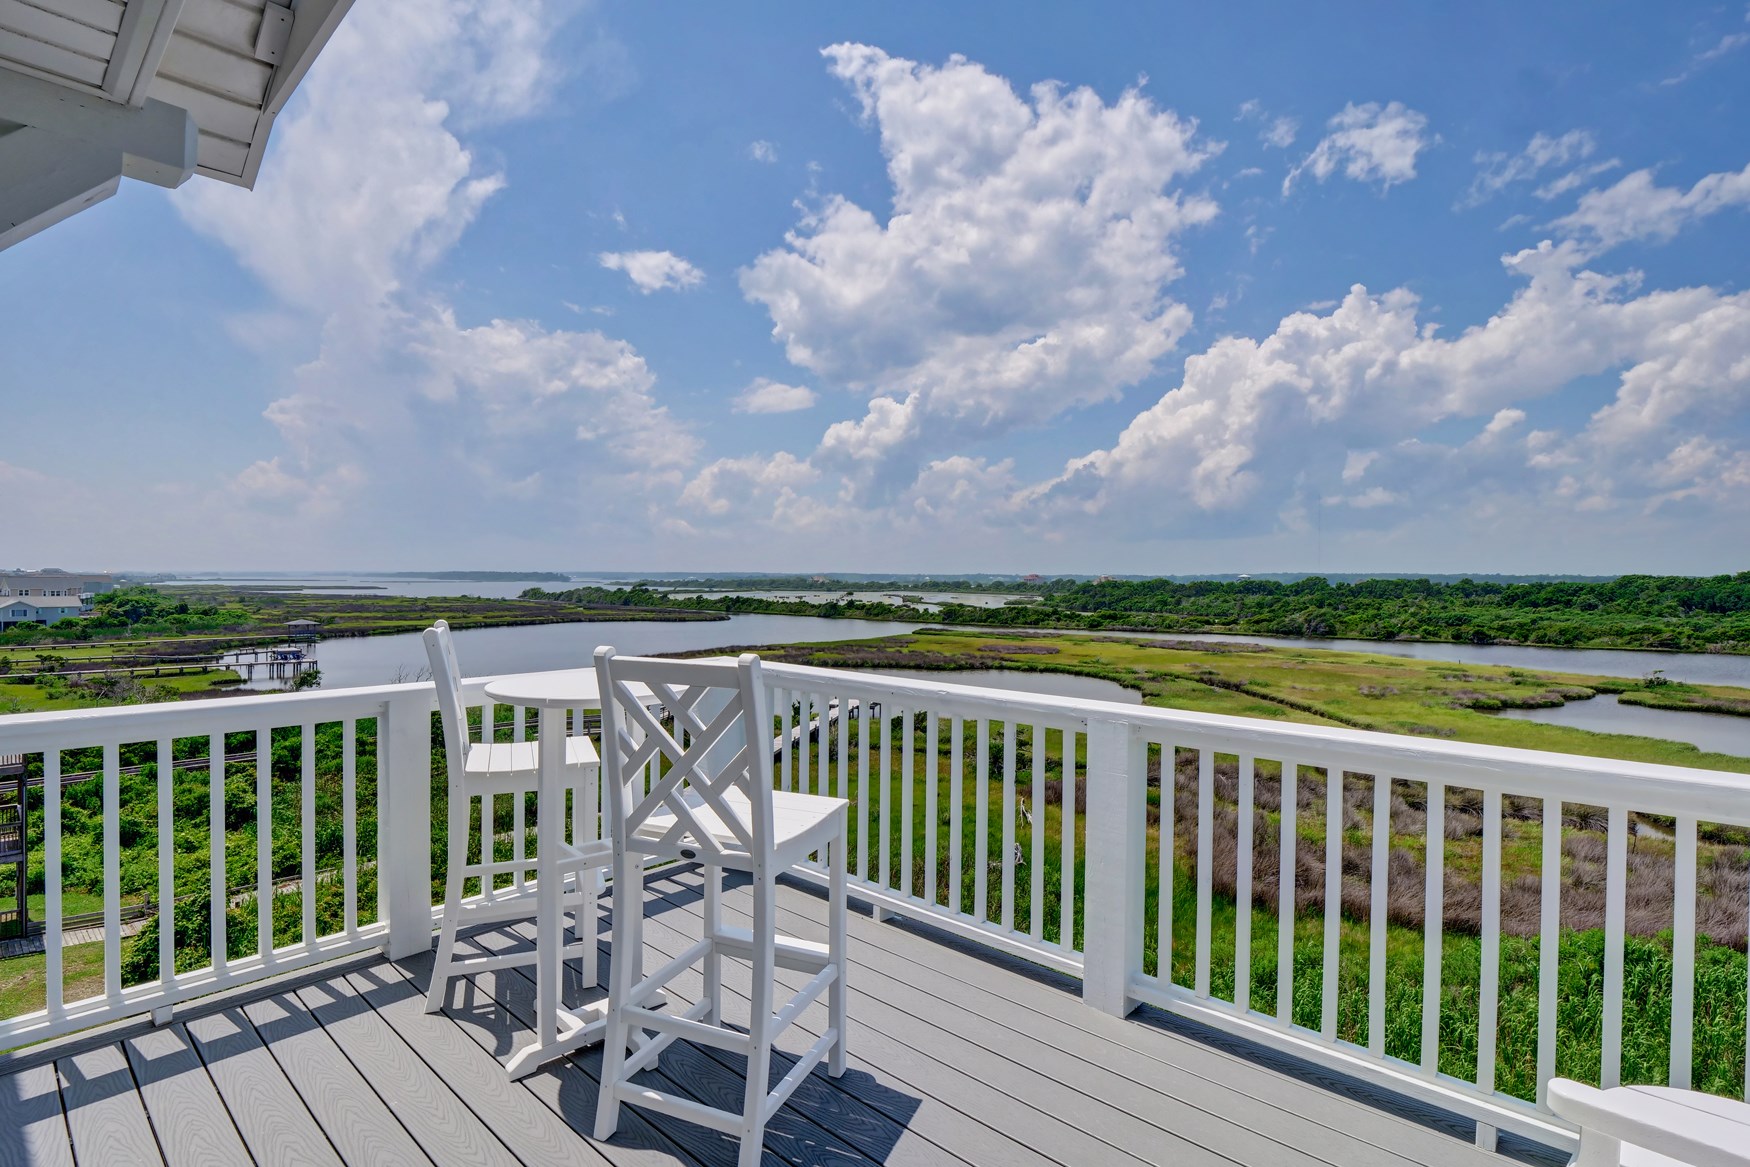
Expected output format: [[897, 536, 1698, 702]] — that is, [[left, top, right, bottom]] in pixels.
[[1548, 1079, 1750, 1167]]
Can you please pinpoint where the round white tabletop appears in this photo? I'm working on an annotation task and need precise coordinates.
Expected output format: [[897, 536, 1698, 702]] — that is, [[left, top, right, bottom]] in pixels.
[[482, 668, 643, 709], [483, 663, 711, 709]]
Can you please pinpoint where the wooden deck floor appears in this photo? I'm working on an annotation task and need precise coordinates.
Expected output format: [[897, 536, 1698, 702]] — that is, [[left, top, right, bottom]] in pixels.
[[0, 870, 1558, 1167]]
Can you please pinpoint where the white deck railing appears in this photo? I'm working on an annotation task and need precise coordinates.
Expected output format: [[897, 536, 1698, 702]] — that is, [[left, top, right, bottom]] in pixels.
[[755, 662, 1750, 1151], [3, 663, 1748, 1155], [0, 678, 477, 1047]]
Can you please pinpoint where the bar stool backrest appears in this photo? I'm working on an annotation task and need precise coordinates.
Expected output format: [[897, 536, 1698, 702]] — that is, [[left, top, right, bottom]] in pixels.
[[594, 648, 773, 866], [423, 620, 469, 788]]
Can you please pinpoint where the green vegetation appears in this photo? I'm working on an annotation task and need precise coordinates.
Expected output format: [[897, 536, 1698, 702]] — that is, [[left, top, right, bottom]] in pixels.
[[0, 587, 252, 645], [0, 940, 106, 1022], [0, 584, 728, 713], [0, 708, 544, 1034], [533, 571, 1750, 653], [1, 585, 724, 649], [740, 629, 1750, 770]]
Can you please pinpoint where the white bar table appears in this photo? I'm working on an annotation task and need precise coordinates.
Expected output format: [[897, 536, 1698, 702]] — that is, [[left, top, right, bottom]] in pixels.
[[483, 668, 646, 1079]]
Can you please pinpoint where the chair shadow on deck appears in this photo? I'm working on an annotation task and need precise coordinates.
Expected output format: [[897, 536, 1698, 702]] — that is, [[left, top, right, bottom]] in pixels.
[[408, 871, 924, 1166]]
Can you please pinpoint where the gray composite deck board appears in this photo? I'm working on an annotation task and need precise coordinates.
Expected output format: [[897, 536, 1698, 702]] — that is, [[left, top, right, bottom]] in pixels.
[[455, 923, 799, 1167], [603, 898, 1105, 1167], [494, 901, 1035, 1167], [635, 877, 1224, 1167], [58, 1041, 166, 1166], [486, 912, 970, 1167], [409, 944, 710, 1167], [662, 868, 1501, 1167], [292, 974, 524, 1167], [183, 1005, 343, 1167], [340, 960, 606, 1167], [0, 875, 1526, 1167], [123, 1024, 254, 1167], [0, 1061, 74, 1167], [240, 990, 435, 1167], [668, 871, 1499, 1167]]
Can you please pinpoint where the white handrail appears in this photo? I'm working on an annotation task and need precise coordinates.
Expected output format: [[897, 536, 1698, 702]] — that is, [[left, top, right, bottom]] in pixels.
[[755, 660, 1750, 1152]]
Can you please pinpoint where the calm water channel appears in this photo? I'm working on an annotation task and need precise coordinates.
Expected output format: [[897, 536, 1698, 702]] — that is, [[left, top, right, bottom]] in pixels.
[[167, 574, 613, 600], [240, 615, 922, 691], [1058, 629, 1750, 686], [1495, 694, 1750, 758], [200, 571, 1750, 757], [271, 624, 1743, 756]]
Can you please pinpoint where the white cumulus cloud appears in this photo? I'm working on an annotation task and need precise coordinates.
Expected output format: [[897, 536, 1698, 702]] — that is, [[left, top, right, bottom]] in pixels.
[[1551, 162, 1750, 253], [599, 249, 706, 293], [173, 0, 698, 554], [739, 43, 1219, 495], [733, 378, 817, 414], [1021, 240, 1750, 539], [748, 139, 778, 163], [1284, 101, 1432, 196]]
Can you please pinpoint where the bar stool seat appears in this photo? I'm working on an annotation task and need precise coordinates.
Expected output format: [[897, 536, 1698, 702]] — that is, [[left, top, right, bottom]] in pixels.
[[422, 620, 608, 1017]]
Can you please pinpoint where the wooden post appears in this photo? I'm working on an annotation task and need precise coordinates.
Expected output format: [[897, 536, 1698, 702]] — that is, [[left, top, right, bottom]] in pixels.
[[1081, 717, 1144, 1016]]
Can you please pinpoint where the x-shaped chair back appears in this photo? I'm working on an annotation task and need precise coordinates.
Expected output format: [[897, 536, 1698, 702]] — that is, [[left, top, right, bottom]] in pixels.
[[594, 649, 774, 868]]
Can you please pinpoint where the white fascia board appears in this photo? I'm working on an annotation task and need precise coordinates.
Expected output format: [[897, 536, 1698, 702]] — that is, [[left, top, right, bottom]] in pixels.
[[263, 0, 353, 116], [0, 66, 196, 188], [232, 0, 352, 189], [0, 124, 121, 251]]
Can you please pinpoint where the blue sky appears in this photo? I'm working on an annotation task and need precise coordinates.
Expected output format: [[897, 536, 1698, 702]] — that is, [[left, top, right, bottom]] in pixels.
[[3, 1, 1748, 575]]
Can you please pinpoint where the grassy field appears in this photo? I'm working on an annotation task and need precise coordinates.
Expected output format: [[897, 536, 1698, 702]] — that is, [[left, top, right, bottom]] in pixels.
[[0, 669, 242, 714], [0, 942, 106, 1023], [745, 629, 1750, 770]]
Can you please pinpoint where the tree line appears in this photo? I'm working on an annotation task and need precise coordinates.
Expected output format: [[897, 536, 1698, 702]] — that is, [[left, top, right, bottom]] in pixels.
[[526, 571, 1750, 652]]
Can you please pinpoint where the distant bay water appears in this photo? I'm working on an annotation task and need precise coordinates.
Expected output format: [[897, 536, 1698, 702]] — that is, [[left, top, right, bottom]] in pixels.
[[182, 573, 1748, 757]]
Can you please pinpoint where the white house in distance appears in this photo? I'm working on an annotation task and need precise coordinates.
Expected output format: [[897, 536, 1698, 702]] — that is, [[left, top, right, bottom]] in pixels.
[[0, 570, 113, 628], [0, 0, 353, 251], [0, 595, 85, 629]]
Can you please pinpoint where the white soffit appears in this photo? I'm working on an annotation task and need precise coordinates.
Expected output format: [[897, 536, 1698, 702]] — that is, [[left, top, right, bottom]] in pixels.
[[0, 0, 350, 187]]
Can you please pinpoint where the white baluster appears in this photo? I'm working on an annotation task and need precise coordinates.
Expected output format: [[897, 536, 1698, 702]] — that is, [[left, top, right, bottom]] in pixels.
[[1421, 781, 1445, 1073]]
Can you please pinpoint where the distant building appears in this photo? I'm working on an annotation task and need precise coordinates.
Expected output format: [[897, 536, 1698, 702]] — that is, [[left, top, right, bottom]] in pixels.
[[0, 569, 115, 602], [0, 596, 86, 629], [1021, 573, 1043, 583]]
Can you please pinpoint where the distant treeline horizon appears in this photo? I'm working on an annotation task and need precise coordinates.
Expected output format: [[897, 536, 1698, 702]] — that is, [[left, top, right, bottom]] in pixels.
[[633, 571, 1640, 590], [527, 570, 1750, 653]]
